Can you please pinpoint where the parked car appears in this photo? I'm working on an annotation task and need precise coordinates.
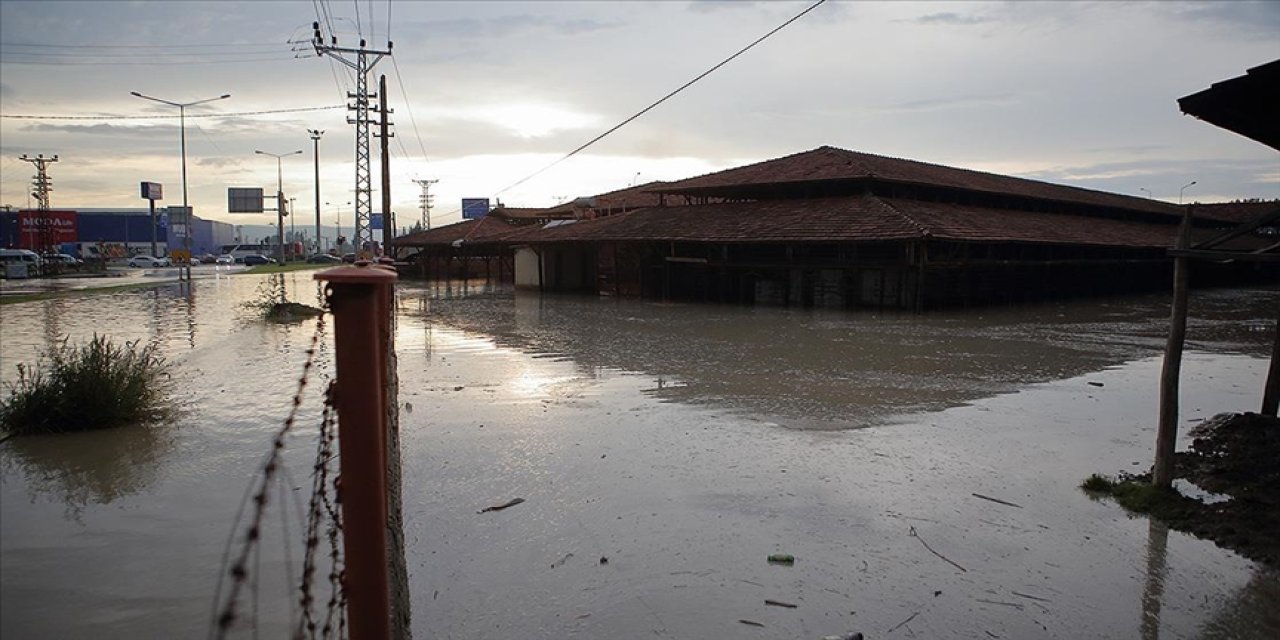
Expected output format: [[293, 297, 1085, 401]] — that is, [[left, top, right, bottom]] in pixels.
[[128, 255, 172, 268], [215, 254, 235, 265], [42, 253, 82, 266], [241, 254, 277, 266], [198, 253, 219, 264], [341, 253, 357, 263], [1, 248, 43, 276], [307, 253, 343, 264]]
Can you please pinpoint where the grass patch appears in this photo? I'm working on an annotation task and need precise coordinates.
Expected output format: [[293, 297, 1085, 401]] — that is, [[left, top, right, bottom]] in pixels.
[[1081, 473, 1115, 493], [241, 274, 324, 323], [0, 335, 175, 436], [0, 281, 162, 306], [243, 262, 333, 275]]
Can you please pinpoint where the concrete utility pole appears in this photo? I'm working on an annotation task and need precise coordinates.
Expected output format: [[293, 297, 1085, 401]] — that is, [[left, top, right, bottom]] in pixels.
[[19, 154, 58, 255], [310, 22, 390, 258], [413, 178, 438, 230], [378, 74, 394, 257], [309, 129, 324, 256]]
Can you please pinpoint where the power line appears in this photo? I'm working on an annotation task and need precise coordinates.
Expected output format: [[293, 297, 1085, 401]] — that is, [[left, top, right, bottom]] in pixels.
[[0, 55, 304, 66], [390, 56, 432, 169], [494, 0, 828, 197], [0, 41, 287, 50], [1, 105, 345, 121]]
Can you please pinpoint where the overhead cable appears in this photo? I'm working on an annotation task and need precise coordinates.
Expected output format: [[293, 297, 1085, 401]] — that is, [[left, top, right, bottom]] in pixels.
[[493, 0, 828, 197], [2, 105, 345, 121]]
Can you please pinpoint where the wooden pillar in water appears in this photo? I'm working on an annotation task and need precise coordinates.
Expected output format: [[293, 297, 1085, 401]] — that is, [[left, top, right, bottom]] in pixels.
[[1153, 207, 1193, 489], [1262, 308, 1280, 417]]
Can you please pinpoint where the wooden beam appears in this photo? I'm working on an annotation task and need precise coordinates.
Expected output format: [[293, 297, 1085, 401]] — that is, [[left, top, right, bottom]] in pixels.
[[1154, 207, 1193, 488], [1167, 249, 1280, 262], [1191, 205, 1280, 250]]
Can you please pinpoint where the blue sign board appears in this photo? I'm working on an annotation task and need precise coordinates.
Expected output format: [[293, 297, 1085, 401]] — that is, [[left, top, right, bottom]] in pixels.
[[461, 198, 490, 220], [370, 214, 384, 230]]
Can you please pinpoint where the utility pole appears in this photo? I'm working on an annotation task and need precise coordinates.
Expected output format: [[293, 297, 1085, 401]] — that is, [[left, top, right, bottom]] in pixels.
[[310, 23, 390, 259], [378, 74, 394, 257], [19, 154, 58, 255], [413, 178, 438, 230], [309, 129, 324, 256], [255, 149, 302, 263]]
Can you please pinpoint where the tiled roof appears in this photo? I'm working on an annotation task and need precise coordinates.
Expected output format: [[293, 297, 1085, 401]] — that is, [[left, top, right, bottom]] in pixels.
[[655, 146, 1186, 219], [1188, 201, 1280, 225], [489, 206, 559, 221], [500, 195, 1267, 250], [502, 196, 922, 244], [392, 216, 520, 247], [541, 181, 669, 216]]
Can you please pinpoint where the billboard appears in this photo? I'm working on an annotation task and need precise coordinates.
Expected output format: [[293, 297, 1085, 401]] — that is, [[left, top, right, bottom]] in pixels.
[[461, 198, 490, 220], [228, 187, 265, 213], [17, 210, 77, 249], [140, 182, 163, 200]]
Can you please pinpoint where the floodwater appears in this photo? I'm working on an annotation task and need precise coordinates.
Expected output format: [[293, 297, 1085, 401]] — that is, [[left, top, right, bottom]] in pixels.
[[1, 273, 1278, 639]]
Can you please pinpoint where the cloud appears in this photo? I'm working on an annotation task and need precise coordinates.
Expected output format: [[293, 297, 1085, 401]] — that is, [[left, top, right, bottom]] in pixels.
[[1165, 0, 1280, 40], [24, 122, 179, 137], [0, 82, 14, 99], [197, 157, 243, 168], [876, 93, 1019, 113], [910, 12, 992, 26], [686, 0, 769, 13]]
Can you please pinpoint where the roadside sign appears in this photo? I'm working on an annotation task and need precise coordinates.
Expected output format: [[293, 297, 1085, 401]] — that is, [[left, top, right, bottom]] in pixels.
[[228, 187, 265, 213]]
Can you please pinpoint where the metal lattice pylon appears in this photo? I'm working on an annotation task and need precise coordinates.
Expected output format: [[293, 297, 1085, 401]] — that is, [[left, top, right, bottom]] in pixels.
[[310, 24, 389, 257]]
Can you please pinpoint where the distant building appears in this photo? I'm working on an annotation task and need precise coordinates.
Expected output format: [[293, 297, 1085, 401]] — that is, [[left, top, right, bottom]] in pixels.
[[0, 207, 234, 258], [393, 146, 1278, 310]]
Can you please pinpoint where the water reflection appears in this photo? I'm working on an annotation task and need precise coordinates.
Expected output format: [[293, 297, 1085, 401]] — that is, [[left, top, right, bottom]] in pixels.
[[0, 424, 174, 518], [1141, 519, 1169, 640], [400, 283, 1279, 428]]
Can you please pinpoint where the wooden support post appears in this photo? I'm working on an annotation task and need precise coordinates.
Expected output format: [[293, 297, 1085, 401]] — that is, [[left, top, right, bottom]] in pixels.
[[1153, 208, 1193, 488], [315, 264, 398, 640], [1263, 309, 1280, 417]]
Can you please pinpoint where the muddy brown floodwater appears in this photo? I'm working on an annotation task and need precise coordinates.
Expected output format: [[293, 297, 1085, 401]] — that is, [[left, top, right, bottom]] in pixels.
[[1, 273, 1278, 639]]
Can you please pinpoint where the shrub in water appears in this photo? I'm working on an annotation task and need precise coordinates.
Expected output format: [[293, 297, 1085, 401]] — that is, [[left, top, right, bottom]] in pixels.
[[0, 335, 174, 435]]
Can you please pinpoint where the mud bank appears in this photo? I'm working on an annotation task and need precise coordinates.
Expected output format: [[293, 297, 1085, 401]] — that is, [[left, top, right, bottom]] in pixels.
[[1090, 412, 1280, 567]]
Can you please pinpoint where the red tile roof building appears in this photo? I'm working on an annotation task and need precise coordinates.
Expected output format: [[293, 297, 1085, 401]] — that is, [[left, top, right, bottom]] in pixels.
[[393, 146, 1277, 309]]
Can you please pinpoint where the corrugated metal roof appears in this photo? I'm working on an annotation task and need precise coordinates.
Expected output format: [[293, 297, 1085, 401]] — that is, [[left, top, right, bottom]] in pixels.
[[655, 146, 1187, 219]]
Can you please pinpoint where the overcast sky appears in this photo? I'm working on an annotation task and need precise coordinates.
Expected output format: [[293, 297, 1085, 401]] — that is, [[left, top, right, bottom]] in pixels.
[[1, 0, 1277, 229]]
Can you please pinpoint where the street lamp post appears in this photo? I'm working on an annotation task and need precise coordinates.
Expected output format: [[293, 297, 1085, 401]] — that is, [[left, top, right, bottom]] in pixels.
[[131, 91, 230, 280], [309, 129, 324, 256], [1179, 181, 1197, 205], [255, 149, 303, 263]]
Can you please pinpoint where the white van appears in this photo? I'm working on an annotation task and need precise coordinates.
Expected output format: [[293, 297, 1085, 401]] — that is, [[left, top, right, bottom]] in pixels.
[[1, 248, 43, 278]]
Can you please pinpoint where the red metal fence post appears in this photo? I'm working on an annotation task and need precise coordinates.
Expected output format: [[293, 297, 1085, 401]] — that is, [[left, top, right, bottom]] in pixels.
[[316, 264, 398, 640]]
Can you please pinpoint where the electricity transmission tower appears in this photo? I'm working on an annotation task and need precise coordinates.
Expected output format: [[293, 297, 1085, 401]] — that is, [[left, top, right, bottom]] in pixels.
[[309, 22, 390, 257], [20, 153, 58, 210], [20, 153, 59, 254], [413, 178, 438, 230]]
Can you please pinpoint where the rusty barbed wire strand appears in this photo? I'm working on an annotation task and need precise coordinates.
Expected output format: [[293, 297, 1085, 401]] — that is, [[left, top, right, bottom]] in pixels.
[[214, 307, 328, 638]]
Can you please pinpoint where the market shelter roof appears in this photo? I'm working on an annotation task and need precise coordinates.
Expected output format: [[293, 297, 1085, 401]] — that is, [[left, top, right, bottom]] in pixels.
[[392, 216, 522, 248], [655, 146, 1186, 220], [501, 194, 1256, 250], [1178, 59, 1280, 151]]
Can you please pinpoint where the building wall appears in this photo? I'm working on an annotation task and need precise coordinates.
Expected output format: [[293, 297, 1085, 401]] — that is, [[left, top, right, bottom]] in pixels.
[[514, 247, 541, 289]]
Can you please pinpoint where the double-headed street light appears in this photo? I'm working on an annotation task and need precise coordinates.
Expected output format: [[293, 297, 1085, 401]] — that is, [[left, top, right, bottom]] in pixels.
[[130, 91, 230, 280], [255, 149, 303, 263]]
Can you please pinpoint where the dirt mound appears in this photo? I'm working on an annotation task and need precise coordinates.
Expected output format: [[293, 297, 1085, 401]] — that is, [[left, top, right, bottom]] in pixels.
[[1089, 412, 1280, 567]]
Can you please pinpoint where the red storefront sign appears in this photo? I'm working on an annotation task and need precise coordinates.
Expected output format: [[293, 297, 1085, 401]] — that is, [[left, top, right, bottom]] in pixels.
[[17, 210, 78, 249]]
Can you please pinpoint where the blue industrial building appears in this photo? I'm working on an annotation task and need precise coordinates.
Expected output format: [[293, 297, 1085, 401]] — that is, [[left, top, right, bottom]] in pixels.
[[1, 208, 234, 258]]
